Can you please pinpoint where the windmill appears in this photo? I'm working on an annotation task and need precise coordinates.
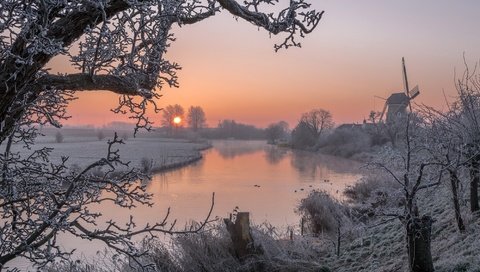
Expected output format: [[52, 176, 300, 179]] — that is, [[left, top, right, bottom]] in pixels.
[[378, 57, 420, 124]]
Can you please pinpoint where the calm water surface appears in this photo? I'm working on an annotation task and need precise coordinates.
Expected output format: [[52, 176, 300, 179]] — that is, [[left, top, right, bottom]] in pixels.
[[147, 140, 363, 227], [15, 140, 363, 270]]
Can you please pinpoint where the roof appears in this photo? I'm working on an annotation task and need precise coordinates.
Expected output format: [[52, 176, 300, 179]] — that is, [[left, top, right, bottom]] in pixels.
[[336, 124, 363, 130], [386, 92, 409, 105]]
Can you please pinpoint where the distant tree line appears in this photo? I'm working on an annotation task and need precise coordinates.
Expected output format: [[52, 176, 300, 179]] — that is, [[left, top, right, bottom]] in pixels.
[[161, 104, 207, 133], [160, 104, 266, 140], [200, 120, 265, 140]]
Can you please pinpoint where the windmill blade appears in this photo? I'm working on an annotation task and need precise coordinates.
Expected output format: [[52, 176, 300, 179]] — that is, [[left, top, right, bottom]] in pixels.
[[379, 101, 388, 122], [410, 85, 420, 100], [402, 57, 410, 97], [402, 57, 414, 112]]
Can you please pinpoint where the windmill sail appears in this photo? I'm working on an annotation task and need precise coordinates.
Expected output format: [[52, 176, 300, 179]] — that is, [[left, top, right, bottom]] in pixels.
[[410, 85, 420, 99], [402, 57, 410, 97]]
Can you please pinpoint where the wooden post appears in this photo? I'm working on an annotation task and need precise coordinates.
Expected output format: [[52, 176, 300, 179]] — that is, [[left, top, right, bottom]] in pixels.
[[224, 212, 256, 259]]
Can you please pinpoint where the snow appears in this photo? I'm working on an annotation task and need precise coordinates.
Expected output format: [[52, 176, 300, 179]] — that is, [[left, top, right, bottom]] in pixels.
[[9, 133, 210, 174]]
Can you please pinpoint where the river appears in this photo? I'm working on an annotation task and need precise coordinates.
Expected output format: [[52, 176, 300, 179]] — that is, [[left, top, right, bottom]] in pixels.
[[13, 140, 363, 270], [147, 140, 363, 227]]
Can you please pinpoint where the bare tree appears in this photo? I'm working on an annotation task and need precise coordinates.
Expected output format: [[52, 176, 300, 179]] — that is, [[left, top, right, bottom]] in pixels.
[[453, 62, 480, 213], [187, 106, 206, 131], [370, 115, 438, 272], [265, 121, 288, 144], [0, 0, 323, 268], [420, 107, 466, 232], [300, 108, 334, 140], [291, 120, 316, 149], [291, 109, 333, 149], [161, 104, 185, 129], [415, 60, 480, 232]]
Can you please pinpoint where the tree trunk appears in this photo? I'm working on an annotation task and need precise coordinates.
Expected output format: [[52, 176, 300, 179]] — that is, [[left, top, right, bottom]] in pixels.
[[449, 170, 465, 231], [224, 212, 257, 259], [469, 158, 480, 213], [406, 216, 434, 272], [336, 225, 341, 256]]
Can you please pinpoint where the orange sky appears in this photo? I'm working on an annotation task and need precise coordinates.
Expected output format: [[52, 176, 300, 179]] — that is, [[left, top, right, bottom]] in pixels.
[[57, 1, 480, 128]]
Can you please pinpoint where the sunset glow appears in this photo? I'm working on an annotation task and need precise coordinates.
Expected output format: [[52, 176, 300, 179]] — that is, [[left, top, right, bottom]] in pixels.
[[52, 1, 480, 128]]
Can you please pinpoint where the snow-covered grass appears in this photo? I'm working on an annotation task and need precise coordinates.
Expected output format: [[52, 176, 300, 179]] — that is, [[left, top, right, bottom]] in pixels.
[[9, 134, 211, 174], [315, 173, 480, 272], [45, 223, 332, 272]]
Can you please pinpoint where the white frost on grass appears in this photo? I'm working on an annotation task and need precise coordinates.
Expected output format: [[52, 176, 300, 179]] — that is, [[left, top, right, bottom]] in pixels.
[[315, 174, 480, 272], [9, 135, 210, 174]]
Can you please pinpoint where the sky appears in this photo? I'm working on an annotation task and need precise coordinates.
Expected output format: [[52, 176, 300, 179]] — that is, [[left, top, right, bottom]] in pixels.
[[58, 0, 480, 128]]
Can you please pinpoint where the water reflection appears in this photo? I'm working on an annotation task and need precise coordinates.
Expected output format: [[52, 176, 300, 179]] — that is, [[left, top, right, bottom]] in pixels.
[[214, 140, 264, 159], [263, 146, 288, 165], [290, 151, 362, 182]]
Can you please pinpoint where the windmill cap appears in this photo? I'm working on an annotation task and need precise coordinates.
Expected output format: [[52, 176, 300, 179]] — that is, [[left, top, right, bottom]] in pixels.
[[386, 92, 409, 104]]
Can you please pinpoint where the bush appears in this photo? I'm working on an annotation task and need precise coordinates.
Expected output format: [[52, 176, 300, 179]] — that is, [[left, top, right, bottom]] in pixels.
[[317, 128, 372, 158], [343, 173, 403, 221], [297, 190, 345, 235], [140, 157, 153, 173], [55, 131, 64, 143], [96, 130, 105, 141], [343, 174, 388, 202], [291, 121, 317, 150]]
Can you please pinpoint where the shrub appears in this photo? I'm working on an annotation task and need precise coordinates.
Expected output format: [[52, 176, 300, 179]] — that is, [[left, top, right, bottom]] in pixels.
[[343, 174, 388, 202], [317, 128, 372, 158], [297, 190, 345, 234], [140, 157, 153, 173], [96, 130, 105, 141], [55, 131, 64, 143], [291, 121, 317, 150]]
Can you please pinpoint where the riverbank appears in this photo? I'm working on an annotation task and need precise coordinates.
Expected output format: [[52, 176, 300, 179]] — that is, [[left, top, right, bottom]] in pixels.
[[9, 135, 212, 174], [117, 172, 479, 272], [279, 141, 381, 163], [316, 173, 480, 271]]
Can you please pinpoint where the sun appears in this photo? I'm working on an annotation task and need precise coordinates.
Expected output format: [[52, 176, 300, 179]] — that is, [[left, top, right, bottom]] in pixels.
[[173, 116, 182, 125]]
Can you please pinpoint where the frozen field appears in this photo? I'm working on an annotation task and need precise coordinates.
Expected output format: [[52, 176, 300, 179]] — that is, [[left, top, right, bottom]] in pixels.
[[9, 132, 210, 173]]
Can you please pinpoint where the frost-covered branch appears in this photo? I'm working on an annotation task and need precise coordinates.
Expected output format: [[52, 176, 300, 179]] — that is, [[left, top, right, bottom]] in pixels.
[[217, 0, 323, 51], [36, 73, 154, 98]]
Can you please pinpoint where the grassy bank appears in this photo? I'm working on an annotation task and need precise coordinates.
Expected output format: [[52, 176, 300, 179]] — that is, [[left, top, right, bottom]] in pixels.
[[9, 134, 212, 174], [317, 173, 480, 271]]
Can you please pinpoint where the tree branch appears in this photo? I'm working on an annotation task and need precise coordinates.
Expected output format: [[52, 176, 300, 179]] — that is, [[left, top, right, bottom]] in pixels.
[[36, 73, 153, 98], [217, 0, 323, 34]]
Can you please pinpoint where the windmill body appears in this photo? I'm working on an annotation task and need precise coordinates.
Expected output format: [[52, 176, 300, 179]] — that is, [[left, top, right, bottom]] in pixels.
[[377, 58, 420, 124]]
